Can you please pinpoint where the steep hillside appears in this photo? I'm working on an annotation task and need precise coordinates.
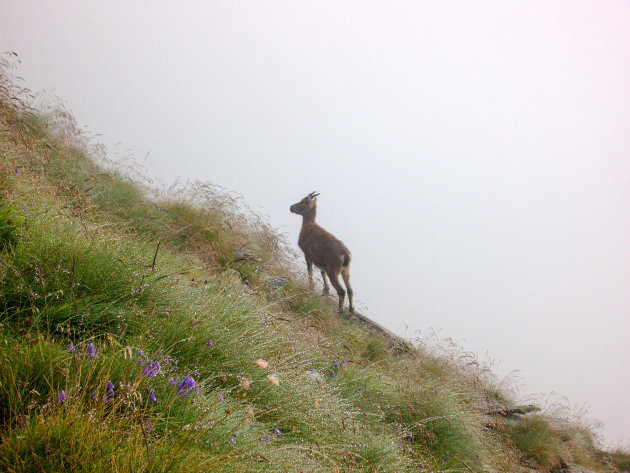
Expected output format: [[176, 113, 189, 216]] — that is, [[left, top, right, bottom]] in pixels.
[[1, 56, 626, 473]]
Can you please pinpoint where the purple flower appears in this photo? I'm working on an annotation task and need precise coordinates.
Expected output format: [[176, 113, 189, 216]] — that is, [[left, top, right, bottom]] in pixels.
[[15, 168, 20, 173], [139, 350, 145, 357], [333, 360, 339, 368], [341, 360, 347, 366], [207, 340, 213, 348], [68, 343, 75, 353], [218, 394, 224, 402], [57, 390, 66, 404], [193, 371, 200, 377], [169, 377, 176, 385], [229, 437, 236, 445], [86, 343, 96, 358], [149, 390, 157, 402], [441, 460, 445, 465], [176, 376, 198, 397], [329, 371, 335, 377], [273, 428, 281, 435], [421, 465, 425, 470], [141, 360, 161, 377], [106, 381, 115, 399], [146, 422, 152, 433]]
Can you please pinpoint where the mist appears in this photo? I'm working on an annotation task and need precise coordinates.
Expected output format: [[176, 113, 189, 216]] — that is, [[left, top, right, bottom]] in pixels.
[[3, 1, 629, 447]]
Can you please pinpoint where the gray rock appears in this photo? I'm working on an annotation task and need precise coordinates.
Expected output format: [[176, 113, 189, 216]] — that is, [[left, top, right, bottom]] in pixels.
[[232, 248, 262, 262], [341, 310, 415, 353], [261, 275, 289, 290], [485, 403, 541, 418]]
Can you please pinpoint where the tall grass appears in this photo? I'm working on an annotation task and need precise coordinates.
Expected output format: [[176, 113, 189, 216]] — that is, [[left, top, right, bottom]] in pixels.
[[0, 54, 621, 473]]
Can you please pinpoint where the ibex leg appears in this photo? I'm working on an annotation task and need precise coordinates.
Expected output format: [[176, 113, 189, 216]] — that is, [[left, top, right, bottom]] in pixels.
[[327, 271, 346, 312], [341, 267, 354, 312], [306, 260, 313, 289], [320, 269, 330, 295]]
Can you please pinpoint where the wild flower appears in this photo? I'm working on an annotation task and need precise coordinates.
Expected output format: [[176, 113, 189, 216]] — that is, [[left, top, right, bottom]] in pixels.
[[106, 381, 115, 400], [57, 390, 66, 404], [149, 390, 157, 402], [333, 360, 339, 368], [87, 343, 96, 358], [229, 437, 236, 445], [15, 168, 19, 173], [142, 367, 157, 377], [341, 360, 347, 366], [207, 340, 213, 347], [146, 422, 152, 433], [329, 371, 335, 377], [142, 360, 160, 377], [169, 377, 176, 385], [218, 394, 224, 402], [273, 428, 281, 435], [176, 375, 198, 397], [68, 343, 75, 353]]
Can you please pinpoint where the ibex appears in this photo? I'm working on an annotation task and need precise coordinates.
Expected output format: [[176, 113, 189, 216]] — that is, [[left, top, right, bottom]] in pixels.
[[290, 192, 354, 312]]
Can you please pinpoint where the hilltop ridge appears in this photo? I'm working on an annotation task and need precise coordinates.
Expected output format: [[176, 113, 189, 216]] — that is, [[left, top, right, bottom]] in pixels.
[[1, 57, 627, 473]]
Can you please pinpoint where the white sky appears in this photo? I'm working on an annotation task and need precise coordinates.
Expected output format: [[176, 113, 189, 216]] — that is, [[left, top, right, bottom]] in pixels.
[[3, 1, 629, 447]]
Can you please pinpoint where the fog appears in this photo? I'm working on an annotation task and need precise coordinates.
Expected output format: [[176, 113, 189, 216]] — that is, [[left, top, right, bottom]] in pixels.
[[3, 1, 629, 447]]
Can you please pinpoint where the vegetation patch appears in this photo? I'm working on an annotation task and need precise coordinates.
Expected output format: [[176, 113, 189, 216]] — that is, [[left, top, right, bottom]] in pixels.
[[0, 54, 622, 473]]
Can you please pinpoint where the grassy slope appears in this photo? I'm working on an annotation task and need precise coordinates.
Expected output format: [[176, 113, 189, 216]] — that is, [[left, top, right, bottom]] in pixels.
[[0, 60, 626, 473]]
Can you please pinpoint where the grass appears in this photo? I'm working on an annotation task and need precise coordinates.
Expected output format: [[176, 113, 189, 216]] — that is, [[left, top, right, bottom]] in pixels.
[[0, 53, 624, 472]]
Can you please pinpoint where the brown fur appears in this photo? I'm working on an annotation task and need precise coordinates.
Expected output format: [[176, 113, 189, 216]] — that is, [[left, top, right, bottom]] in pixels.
[[290, 192, 354, 312]]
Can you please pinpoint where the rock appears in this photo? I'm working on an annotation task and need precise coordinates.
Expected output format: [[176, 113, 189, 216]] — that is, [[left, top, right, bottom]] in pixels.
[[485, 403, 541, 418], [554, 467, 596, 473], [232, 248, 261, 262], [341, 310, 415, 354], [261, 275, 289, 290]]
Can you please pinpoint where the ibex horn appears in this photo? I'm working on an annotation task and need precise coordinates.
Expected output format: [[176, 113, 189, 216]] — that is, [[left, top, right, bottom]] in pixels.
[[309, 191, 320, 198]]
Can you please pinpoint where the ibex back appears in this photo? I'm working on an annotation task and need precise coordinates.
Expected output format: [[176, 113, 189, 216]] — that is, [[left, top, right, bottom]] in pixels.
[[290, 191, 354, 312]]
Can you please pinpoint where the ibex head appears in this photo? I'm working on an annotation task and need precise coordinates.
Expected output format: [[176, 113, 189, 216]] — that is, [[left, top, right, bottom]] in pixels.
[[290, 191, 319, 215]]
